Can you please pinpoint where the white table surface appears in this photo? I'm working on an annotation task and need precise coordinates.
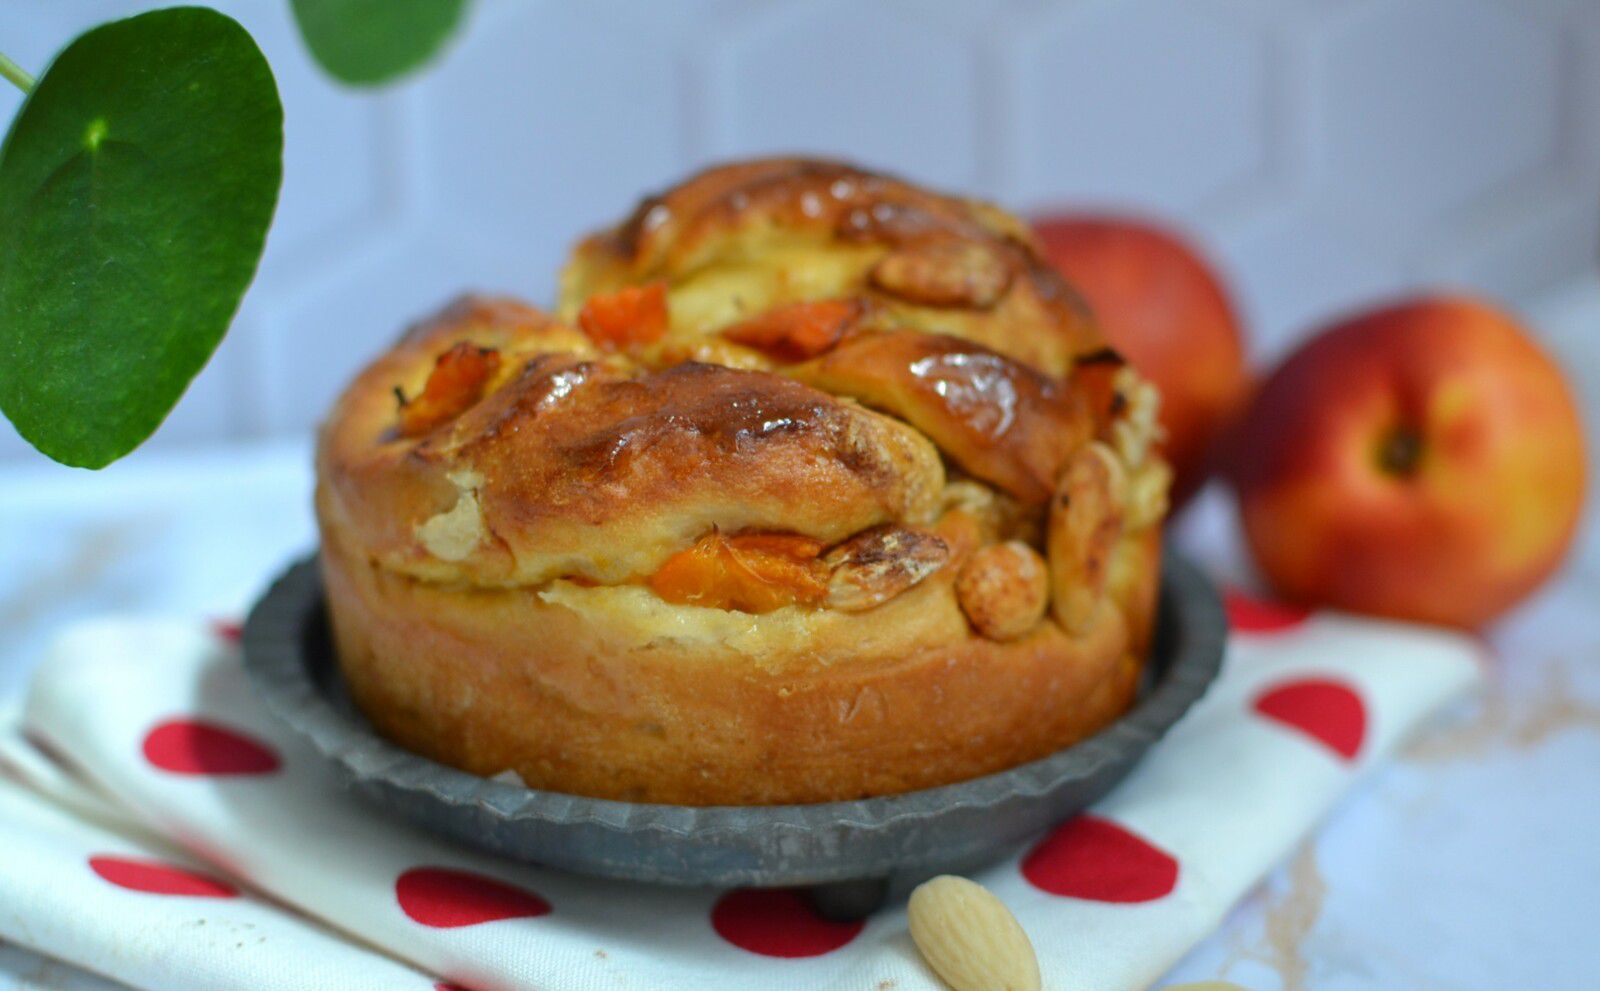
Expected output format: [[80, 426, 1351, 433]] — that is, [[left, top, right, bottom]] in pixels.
[[1, 441, 1595, 991], [3, 266, 1598, 991]]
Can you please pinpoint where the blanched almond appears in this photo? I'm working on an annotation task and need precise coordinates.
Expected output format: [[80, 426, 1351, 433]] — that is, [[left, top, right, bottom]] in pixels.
[[398, 342, 501, 438], [956, 541, 1049, 641], [824, 525, 949, 611], [908, 875, 1041, 991], [1048, 441, 1125, 634], [1110, 364, 1163, 468], [415, 470, 487, 561], [1125, 457, 1173, 531], [870, 240, 1012, 309]]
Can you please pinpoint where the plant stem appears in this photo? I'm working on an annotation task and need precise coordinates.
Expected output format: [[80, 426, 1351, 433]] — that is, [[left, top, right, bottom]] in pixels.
[[0, 51, 35, 94]]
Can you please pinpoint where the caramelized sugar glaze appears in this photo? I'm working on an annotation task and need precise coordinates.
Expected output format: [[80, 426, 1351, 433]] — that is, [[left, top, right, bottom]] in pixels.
[[316, 159, 1171, 803]]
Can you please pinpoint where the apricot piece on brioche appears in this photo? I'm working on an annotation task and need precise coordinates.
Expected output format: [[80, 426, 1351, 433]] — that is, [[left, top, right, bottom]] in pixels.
[[397, 342, 502, 438], [577, 281, 669, 351], [721, 298, 864, 362], [649, 531, 828, 613]]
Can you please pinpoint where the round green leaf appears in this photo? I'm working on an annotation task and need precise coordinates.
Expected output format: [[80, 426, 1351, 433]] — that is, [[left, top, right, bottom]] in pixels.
[[291, 0, 468, 86], [0, 7, 283, 468]]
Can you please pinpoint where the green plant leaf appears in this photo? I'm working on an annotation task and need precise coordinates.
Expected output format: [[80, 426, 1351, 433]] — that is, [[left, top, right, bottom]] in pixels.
[[291, 0, 467, 86], [0, 6, 283, 468]]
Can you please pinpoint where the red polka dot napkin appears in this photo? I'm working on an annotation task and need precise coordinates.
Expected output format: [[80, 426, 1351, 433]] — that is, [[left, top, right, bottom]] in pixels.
[[0, 594, 1479, 991]]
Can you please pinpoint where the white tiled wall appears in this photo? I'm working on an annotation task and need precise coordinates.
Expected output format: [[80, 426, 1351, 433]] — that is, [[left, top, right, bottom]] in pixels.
[[2, 0, 1596, 462]]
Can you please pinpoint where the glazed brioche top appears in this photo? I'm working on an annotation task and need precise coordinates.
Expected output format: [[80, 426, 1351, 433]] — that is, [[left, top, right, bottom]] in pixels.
[[317, 158, 1165, 603], [561, 157, 1100, 376]]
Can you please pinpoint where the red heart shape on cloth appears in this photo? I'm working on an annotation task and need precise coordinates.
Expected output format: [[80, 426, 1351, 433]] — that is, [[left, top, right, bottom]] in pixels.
[[396, 866, 551, 928], [1224, 588, 1311, 634], [89, 855, 237, 898], [1253, 678, 1367, 761], [712, 888, 865, 957], [1022, 814, 1179, 902], [142, 719, 281, 775]]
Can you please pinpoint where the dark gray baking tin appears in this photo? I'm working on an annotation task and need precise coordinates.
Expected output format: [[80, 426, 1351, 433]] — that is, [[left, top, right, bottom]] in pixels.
[[242, 552, 1223, 912]]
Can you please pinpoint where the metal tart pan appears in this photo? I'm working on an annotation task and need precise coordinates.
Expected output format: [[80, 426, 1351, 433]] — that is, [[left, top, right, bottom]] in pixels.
[[242, 551, 1223, 913]]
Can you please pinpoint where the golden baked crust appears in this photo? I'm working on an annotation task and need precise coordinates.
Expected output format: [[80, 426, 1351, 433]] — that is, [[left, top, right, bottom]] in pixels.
[[322, 519, 1157, 804], [561, 157, 1099, 377], [316, 158, 1171, 805], [319, 298, 944, 587]]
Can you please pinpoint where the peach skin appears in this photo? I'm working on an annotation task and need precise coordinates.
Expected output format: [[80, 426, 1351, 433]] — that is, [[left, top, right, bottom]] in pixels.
[[1035, 215, 1250, 506], [1229, 295, 1586, 629]]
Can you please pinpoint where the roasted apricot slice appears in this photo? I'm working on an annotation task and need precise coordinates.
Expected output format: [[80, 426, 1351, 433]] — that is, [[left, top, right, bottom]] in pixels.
[[1071, 346, 1128, 439], [721, 299, 862, 362], [397, 342, 501, 438], [578, 282, 669, 350], [649, 530, 828, 613]]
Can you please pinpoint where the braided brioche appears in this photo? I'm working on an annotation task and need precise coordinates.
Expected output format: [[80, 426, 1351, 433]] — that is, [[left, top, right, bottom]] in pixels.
[[316, 159, 1169, 804]]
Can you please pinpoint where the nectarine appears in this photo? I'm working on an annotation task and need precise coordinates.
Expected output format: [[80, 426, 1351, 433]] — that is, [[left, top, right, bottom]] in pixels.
[[1034, 215, 1250, 505], [1229, 295, 1586, 629]]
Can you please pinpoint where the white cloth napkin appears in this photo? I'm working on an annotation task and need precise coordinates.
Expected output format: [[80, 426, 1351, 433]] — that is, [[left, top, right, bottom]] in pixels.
[[0, 596, 1480, 991]]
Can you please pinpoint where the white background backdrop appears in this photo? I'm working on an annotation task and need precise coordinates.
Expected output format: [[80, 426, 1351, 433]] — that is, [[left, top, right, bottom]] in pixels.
[[2, 0, 1597, 463], [1, 6, 1598, 990]]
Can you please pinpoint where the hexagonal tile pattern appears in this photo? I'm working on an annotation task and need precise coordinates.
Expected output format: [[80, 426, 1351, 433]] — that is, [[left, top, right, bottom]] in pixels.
[[421, 1, 689, 292], [1006, 0, 1272, 215], [1416, 179, 1600, 300], [1564, 1, 1600, 169], [255, 232, 491, 434], [1312, 0, 1562, 233], [3, 0, 1599, 465], [1222, 207, 1420, 361], [704, 0, 982, 190], [211, 0, 408, 260]]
